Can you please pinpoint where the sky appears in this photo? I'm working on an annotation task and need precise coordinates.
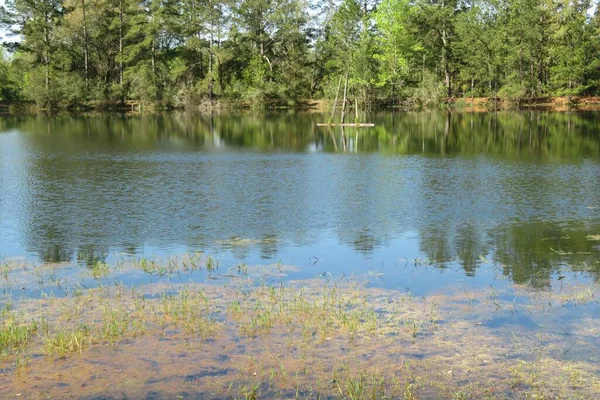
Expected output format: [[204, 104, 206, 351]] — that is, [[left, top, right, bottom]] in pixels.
[[0, 0, 5, 42]]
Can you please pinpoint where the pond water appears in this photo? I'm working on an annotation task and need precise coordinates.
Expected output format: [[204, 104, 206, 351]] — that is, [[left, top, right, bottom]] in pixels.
[[2, 111, 600, 399], [1, 111, 600, 294]]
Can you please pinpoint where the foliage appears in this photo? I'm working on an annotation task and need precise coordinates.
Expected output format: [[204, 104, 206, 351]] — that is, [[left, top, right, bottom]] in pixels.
[[1, 0, 600, 109], [0, 47, 20, 102], [411, 71, 446, 108]]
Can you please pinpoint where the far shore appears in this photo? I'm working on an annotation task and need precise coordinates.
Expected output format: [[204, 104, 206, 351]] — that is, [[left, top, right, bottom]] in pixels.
[[2, 97, 600, 114], [447, 96, 600, 112]]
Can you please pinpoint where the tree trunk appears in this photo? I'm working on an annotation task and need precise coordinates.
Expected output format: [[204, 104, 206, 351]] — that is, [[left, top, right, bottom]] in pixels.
[[441, 28, 450, 96], [44, 24, 50, 92], [208, 0, 213, 77], [331, 75, 343, 118], [151, 37, 157, 99], [341, 70, 349, 124], [119, 0, 123, 87], [440, 0, 450, 96], [151, 39, 156, 79], [82, 0, 89, 93], [471, 77, 474, 100]]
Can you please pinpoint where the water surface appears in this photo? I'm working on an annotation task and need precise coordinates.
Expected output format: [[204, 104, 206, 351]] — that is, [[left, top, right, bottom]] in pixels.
[[1, 111, 599, 293]]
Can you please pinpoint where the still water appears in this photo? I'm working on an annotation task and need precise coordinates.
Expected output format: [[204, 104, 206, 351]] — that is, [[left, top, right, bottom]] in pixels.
[[1, 111, 599, 293]]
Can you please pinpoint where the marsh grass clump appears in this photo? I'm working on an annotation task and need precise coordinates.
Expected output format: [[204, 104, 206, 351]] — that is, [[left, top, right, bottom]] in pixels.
[[158, 288, 221, 339], [205, 255, 218, 272], [0, 259, 31, 283], [239, 381, 261, 400], [227, 300, 243, 316], [231, 284, 393, 344], [0, 260, 11, 281], [90, 261, 110, 280], [242, 305, 275, 337], [180, 251, 203, 272], [341, 373, 389, 400], [127, 253, 221, 277], [137, 257, 170, 276], [237, 263, 249, 276], [44, 324, 91, 355], [0, 313, 37, 355], [100, 303, 147, 343]]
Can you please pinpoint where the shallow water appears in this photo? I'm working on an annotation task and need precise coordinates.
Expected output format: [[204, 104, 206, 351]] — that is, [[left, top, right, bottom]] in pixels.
[[1, 276, 599, 399]]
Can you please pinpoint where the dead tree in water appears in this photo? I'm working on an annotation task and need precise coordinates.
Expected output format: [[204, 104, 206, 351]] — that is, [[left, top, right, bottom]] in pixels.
[[331, 75, 343, 120], [340, 70, 349, 124]]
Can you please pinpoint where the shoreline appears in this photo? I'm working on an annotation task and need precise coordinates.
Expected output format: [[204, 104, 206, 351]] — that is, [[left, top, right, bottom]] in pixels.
[[446, 96, 600, 112], [4, 97, 600, 115]]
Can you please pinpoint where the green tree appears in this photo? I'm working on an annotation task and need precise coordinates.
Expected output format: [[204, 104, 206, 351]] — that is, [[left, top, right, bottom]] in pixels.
[[454, 0, 504, 97], [231, 0, 311, 105], [548, 0, 591, 99], [498, 0, 550, 101], [320, 0, 379, 109], [1, 0, 67, 108], [373, 0, 421, 104], [0, 47, 9, 101], [412, 0, 462, 96]]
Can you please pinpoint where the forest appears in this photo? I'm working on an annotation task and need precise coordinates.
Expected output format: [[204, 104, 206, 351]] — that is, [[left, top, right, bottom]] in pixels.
[[1, 0, 599, 110]]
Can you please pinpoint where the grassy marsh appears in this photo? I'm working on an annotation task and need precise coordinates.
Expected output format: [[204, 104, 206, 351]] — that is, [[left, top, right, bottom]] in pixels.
[[0, 256, 599, 399]]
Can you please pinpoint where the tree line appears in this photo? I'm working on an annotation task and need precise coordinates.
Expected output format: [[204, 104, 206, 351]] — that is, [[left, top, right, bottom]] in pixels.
[[1, 0, 600, 110]]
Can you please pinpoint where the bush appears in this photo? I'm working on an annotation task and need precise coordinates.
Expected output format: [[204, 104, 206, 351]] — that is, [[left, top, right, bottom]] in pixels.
[[410, 72, 446, 108], [498, 81, 527, 104], [23, 68, 85, 110]]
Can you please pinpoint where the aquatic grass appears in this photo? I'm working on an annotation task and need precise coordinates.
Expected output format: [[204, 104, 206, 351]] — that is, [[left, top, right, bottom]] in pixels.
[[180, 251, 203, 272], [206, 255, 218, 272], [0, 261, 10, 281], [44, 324, 91, 355], [100, 303, 146, 342], [242, 303, 275, 337], [227, 300, 242, 315], [157, 288, 221, 339], [90, 261, 110, 280], [237, 263, 249, 276], [136, 257, 170, 277], [0, 313, 37, 354], [2, 263, 600, 399], [331, 368, 396, 400], [0, 259, 30, 282], [239, 381, 261, 400], [125, 253, 224, 277]]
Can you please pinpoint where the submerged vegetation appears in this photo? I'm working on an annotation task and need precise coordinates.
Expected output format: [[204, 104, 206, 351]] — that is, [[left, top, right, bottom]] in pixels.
[[1, 255, 600, 398], [2, 0, 600, 110]]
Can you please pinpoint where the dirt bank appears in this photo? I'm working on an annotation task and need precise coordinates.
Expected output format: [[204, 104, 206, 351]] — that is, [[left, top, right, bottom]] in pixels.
[[448, 96, 600, 112]]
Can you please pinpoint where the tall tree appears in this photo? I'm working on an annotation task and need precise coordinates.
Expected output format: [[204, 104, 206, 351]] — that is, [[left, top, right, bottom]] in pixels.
[[454, 1, 505, 97], [373, 0, 418, 103], [548, 0, 591, 99], [1, 0, 65, 107], [499, 0, 550, 100], [412, 0, 462, 96], [0, 47, 17, 101]]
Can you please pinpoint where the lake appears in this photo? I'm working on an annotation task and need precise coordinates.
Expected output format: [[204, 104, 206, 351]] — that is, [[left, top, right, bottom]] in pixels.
[[1, 111, 600, 398], [1, 111, 599, 292]]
